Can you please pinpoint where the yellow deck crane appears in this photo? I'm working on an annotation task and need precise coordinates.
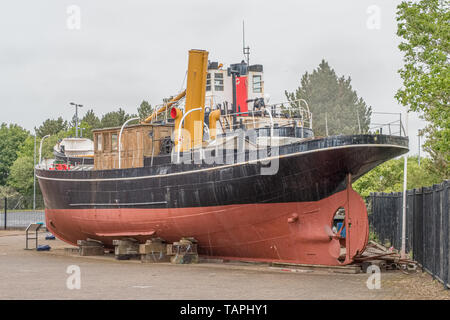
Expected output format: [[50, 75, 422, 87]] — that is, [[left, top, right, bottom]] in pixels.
[[141, 90, 186, 124], [142, 49, 210, 151]]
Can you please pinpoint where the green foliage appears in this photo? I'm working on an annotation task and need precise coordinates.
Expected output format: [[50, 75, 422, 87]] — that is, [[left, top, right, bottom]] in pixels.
[[7, 156, 35, 196], [41, 131, 71, 160], [66, 121, 93, 140], [0, 123, 29, 185], [0, 185, 19, 198], [5, 134, 49, 196], [100, 108, 135, 128], [35, 117, 67, 138], [138, 100, 153, 121], [80, 109, 101, 139], [16, 136, 35, 158], [285, 60, 372, 137], [353, 156, 443, 197], [395, 0, 450, 178], [369, 230, 380, 243], [1, 104, 149, 197], [81, 109, 101, 129]]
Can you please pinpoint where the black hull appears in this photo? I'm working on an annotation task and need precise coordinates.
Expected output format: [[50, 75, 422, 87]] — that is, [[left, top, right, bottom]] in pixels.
[[37, 135, 408, 210]]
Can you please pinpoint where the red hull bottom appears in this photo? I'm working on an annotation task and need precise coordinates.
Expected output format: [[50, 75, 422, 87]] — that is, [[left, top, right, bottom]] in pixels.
[[45, 185, 368, 266]]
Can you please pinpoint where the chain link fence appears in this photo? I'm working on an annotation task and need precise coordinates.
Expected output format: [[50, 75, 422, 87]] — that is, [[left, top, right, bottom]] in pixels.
[[0, 195, 45, 229], [369, 180, 449, 289]]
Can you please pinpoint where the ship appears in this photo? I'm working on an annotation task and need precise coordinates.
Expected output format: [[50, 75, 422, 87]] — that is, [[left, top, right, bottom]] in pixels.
[[53, 137, 94, 166], [36, 49, 408, 266]]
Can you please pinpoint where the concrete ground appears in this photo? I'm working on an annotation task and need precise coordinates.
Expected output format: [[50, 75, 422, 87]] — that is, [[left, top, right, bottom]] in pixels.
[[0, 230, 449, 300]]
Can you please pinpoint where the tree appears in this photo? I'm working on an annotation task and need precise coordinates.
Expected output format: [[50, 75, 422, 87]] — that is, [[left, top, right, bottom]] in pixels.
[[5, 135, 39, 196], [6, 131, 71, 197], [81, 109, 101, 135], [7, 156, 35, 196], [100, 108, 134, 128], [395, 0, 449, 178], [65, 109, 100, 139], [79, 109, 101, 139], [0, 123, 29, 185], [138, 100, 153, 121], [40, 130, 71, 160], [353, 156, 442, 197], [35, 117, 67, 138], [285, 60, 372, 137], [66, 121, 93, 139], [81, 109, 100, 128], [0, 185, 19, 198]]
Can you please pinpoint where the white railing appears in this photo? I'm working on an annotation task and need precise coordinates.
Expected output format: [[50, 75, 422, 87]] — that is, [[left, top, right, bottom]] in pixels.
[[118, 117, 140, 169]]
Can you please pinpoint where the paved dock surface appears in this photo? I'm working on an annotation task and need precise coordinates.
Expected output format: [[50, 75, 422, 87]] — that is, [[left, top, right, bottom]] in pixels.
[[0, 231, 449, 300]]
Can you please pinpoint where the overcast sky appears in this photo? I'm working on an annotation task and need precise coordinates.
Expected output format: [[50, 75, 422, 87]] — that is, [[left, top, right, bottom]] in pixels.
[[0, 0, 427, 155]]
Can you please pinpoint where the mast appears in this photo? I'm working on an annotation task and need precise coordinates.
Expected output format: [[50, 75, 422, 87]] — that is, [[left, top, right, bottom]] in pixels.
[[243, 21, 250, 66]]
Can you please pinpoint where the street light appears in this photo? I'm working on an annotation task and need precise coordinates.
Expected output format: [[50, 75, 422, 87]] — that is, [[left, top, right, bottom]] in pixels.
[[418, 129, 423, 166], [401, 111, 409, 259], [33, 130, 36, 211], [70, 102, 83, 138]]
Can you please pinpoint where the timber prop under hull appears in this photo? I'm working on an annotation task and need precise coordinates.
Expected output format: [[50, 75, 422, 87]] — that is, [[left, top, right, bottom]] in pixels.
[[36, 134, 408, 265]]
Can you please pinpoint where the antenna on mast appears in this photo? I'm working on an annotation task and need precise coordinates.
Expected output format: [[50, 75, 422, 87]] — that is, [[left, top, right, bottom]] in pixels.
[[243, 20, 250, 65]]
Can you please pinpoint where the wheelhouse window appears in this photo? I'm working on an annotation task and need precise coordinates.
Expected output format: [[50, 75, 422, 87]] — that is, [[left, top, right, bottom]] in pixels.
[[111, 133, 118, 151], [214, 73, 224, 91], [253, 75, 262, 93], [96, 133, 102, 151], [206, 73, 211, 91], [103, 133, 110, 152]]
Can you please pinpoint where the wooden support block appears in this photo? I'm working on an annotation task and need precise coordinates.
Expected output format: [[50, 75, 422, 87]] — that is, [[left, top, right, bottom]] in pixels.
[[141, 252, 171, 263], [65, 247, 80, 255], [112, 238, 138, 246], [139, 242, 167, 255], [170, 242, 198, 255], [114, 245, 139, 256], [77, 239, 103, 247], [76, 238, 104, 256], [166, 244, 174, 256], [113, 238, 140, 259], [180, 237, 198, 244], [170, 253, 199, 264], [80, 246, 105, 256]]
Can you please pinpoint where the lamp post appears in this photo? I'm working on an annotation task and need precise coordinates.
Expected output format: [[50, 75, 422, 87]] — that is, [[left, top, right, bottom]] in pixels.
[[33, 131, 36, 211], [418, 129, 422, 166], [401, 111, 409, 259], [70, 102, 83, 138]]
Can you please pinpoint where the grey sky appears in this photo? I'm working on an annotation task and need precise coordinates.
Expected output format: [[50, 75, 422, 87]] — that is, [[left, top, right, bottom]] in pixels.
[[0, 0, 426, 155]]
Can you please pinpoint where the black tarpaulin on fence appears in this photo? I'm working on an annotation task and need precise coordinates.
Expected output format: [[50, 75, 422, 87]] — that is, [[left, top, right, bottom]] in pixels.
[[369, 180, 449, 289]]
